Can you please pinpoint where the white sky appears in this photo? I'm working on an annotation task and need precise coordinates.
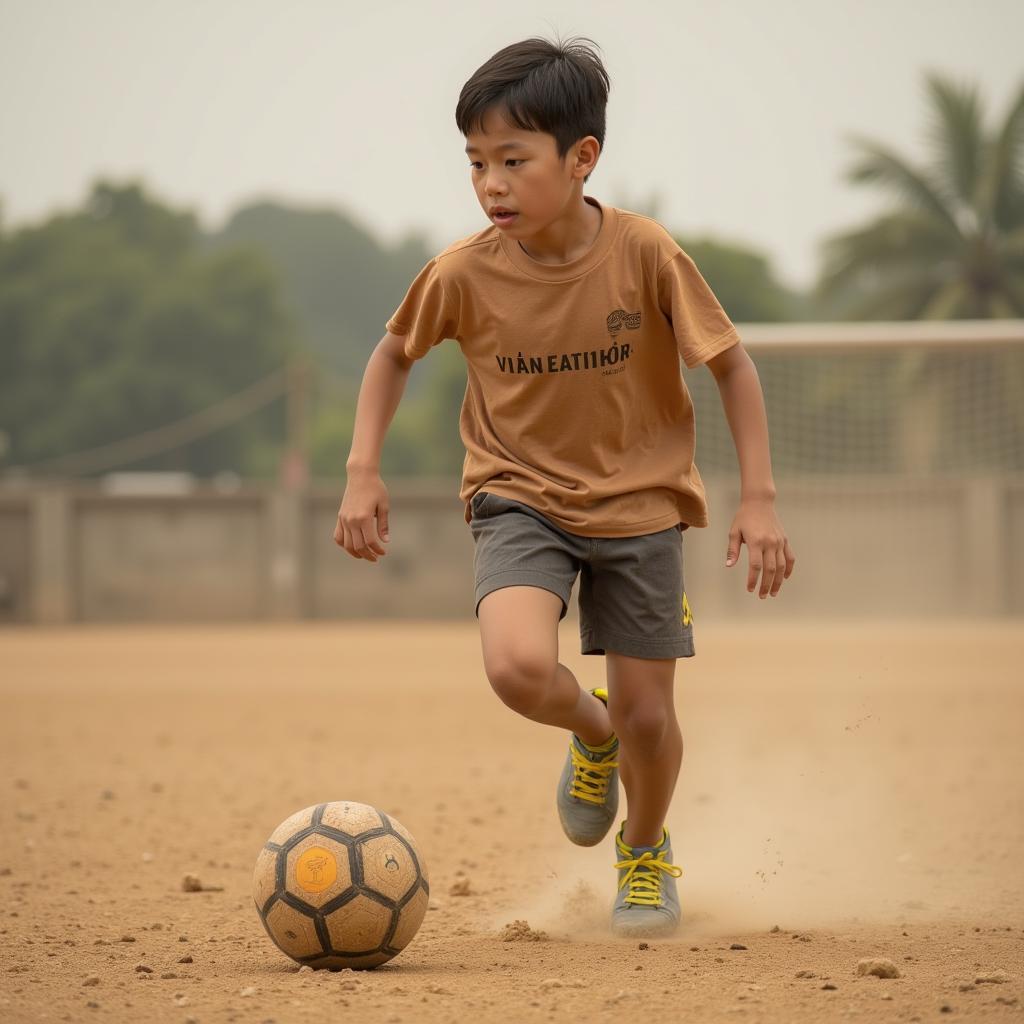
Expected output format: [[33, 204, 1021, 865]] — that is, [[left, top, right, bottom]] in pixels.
[[1, 0, 1020, 290]]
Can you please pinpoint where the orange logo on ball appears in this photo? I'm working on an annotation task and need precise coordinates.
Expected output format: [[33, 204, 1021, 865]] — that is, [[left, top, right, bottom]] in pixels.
[[295, 846, 337, 893]]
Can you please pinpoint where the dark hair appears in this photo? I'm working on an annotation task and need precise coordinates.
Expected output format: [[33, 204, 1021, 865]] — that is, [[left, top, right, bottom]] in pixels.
[[455, 35, 610, 184]]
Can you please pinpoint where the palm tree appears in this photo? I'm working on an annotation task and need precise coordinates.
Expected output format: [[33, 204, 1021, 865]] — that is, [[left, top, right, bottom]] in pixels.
[[816, 71, 1024, 318], [805, 72, 1024, 475]]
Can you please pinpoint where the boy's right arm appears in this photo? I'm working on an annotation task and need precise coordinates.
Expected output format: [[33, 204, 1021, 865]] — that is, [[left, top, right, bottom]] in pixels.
[[333, 331, 415, 563]]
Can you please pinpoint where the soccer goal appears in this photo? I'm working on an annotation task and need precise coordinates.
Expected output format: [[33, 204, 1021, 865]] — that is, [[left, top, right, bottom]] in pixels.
[[683, 319, 1024, 620]]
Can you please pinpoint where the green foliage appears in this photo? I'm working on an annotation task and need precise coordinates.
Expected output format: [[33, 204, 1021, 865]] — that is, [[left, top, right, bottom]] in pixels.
[[813, 70, 1024, 318], [5, 68, 1020, 484], [306, 341, 467, 480], [206, 201, 433, 386], [795, 71, 1024, 472], [673, 236, 804, 322], [609, 185, 804, 321], [0, 180, 299, 476]]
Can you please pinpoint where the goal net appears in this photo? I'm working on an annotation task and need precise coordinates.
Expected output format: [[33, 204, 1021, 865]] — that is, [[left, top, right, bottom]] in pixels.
[[682, 319, 1024, 620]]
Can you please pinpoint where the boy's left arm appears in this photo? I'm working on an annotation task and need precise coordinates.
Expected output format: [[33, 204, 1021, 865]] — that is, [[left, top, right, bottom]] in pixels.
[[704, 341, 796, 599]]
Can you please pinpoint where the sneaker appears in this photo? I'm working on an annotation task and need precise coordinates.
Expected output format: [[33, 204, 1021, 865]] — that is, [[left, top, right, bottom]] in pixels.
[[611, 822, 683, 937], [555, 687, 619, 847]]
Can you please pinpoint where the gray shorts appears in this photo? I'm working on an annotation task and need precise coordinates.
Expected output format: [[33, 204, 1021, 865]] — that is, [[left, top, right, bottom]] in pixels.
[[469, 490, 695, 660]]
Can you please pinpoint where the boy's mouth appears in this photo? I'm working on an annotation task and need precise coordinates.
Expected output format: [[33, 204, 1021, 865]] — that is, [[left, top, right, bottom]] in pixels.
[[491, 210, 519, 227]]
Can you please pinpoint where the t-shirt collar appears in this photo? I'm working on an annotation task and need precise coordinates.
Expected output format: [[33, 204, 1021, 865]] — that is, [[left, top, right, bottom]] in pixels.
[[498, 195, 619, 282]]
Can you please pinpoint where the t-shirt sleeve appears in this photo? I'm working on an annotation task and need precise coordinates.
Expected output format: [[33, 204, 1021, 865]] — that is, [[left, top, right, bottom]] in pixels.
[[385, 255, 459, 361], [657, 250, 741, 368]]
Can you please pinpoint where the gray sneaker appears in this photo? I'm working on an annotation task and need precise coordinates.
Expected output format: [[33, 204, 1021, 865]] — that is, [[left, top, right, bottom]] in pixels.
[[555, 687, 619, 847], [611, 822, 683, 937]]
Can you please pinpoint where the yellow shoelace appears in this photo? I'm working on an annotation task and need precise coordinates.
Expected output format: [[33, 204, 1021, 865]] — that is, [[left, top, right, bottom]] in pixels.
[[614, 847, 684, 906], [567, 740, 618, 805]]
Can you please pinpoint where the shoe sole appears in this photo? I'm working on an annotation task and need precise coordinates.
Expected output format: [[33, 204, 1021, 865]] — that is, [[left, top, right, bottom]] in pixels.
[[611, 914, 680, 939]]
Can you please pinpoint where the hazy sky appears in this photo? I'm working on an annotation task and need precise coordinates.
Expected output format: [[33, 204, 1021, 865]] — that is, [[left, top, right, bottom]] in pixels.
[[1, 0, 1020, 289]]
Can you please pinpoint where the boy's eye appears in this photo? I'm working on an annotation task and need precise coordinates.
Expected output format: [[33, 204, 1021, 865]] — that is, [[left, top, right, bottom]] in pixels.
[[469, 160, 525, 169]]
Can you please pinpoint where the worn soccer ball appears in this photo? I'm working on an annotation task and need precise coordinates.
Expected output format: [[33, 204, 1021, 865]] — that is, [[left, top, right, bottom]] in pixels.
[[252, 800, 430, 970]]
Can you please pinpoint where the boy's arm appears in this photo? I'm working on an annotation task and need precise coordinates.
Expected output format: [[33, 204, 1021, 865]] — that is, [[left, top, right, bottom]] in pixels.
[[346, 330, 415, 472], [333, 331, 414, 562], [704, 342, 796, 599]]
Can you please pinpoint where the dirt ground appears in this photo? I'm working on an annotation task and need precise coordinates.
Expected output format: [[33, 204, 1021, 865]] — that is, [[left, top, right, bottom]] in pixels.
[[1, 620, 1022, 1023]]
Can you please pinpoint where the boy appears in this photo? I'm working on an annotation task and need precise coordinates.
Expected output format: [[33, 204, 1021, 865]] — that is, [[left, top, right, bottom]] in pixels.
[[334, 36, 795, 938]]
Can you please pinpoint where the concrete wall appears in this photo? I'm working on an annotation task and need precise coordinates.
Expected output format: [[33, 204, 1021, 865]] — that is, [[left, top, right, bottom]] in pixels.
[[1, 475, 1022, 625]]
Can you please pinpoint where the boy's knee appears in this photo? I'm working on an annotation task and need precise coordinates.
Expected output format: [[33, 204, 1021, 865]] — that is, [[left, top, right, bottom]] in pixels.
[[485, 652, 554, 715], [611, 701, 669, 750]]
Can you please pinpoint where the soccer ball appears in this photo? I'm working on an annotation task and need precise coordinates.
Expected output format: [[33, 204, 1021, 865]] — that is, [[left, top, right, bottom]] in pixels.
[[252, 800, 430, 970]]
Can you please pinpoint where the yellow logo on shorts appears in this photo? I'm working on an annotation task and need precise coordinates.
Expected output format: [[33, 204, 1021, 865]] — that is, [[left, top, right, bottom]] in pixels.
[[681, 591, 693, 626]]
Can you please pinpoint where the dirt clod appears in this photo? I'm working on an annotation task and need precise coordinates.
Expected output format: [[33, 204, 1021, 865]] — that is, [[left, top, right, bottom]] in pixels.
[[499, 919, 548, 942], [856, 957, 901, 979]]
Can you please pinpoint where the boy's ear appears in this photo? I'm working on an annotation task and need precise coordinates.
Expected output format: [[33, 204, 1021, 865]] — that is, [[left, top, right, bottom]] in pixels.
[[573, 135, 601, 176]]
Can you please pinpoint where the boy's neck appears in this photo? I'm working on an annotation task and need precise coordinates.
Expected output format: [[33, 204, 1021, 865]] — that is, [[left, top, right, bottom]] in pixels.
[[517, 195, 603, 266]]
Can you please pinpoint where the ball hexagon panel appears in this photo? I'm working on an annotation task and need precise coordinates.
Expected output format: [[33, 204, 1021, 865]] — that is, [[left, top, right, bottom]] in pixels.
[[387, 816, 431, 887], [263, 900, 323, 960], [268, 805, 316, 846], [284, 835, 353, 910], [358, 834, 420, 904], [324, 893, 393, 954], [389, 885, 429, 951], [320, 801, 384, 836], [252, 846, 279, 913]]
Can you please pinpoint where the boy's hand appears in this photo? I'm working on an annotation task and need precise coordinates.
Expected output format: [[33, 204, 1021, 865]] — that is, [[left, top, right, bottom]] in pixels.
[[725, 497, 795, 598], [334, 468, 390, 562]]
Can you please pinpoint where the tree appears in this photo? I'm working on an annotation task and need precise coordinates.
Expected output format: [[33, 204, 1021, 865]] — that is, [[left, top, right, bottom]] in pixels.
[[0, 179, 301, 477], [815, 71, 1024, 319], [208, 201, 434, 387], [802, 72, 1024, 474]]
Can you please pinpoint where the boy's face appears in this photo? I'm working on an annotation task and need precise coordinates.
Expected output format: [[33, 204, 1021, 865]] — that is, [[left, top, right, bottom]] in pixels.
[[464, 105, 597, 233]]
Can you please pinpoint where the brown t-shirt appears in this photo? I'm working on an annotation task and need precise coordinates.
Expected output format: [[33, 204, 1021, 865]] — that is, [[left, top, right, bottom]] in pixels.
[[385, 194, 741, 537]]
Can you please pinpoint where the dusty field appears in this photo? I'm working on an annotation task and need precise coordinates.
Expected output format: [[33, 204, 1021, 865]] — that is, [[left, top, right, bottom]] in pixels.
[[1, 620, 1022, 1023]]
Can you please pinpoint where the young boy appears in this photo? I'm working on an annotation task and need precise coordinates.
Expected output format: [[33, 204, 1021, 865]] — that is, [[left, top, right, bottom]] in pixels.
[[335, 35, 795, 938]]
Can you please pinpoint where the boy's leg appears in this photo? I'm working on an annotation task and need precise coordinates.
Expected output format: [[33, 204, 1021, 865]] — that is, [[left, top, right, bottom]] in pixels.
[[478, 585, 613, 746], [605, 653, 682, 847]]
